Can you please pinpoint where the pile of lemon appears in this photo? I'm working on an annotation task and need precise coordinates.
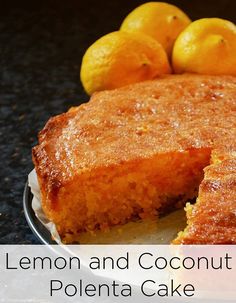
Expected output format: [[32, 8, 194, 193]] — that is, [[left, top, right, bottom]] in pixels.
[[80, 2, 236, 95]]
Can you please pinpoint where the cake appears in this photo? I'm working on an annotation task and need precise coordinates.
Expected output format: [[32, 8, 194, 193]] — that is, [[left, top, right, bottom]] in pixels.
[[174, 149, 236, 244], [32, 74, 236, 243]]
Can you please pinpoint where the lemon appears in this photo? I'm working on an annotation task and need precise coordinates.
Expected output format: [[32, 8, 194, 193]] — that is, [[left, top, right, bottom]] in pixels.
[[172, 18, 236, 75], [80, 31, 171, 95], [120, 2, 191, 56]]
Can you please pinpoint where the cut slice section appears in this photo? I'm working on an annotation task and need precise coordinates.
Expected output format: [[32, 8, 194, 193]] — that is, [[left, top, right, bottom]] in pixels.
[[174, 151, 236, 244]]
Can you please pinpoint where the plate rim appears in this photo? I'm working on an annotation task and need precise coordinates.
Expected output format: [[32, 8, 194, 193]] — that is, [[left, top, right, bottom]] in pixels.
[[23, 181, 57, 245]]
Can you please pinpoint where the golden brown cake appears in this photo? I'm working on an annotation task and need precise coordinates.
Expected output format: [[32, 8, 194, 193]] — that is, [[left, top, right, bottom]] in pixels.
[[32, 74, 236, 243]]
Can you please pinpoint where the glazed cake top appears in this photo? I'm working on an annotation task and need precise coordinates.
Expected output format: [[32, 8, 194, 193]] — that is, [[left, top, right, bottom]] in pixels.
[[33, 74, 236, 184]]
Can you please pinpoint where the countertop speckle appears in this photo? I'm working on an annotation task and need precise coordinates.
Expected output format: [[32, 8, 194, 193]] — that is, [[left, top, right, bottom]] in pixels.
[[0, 0, 235, 243]]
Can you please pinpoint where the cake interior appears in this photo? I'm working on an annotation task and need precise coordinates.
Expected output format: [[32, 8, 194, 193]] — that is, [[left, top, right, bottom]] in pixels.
[[42, 147, 212, 243]]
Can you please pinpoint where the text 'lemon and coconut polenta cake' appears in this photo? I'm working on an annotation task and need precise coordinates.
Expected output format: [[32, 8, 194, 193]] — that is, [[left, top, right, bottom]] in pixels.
[[32, 74, 236, 243]]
